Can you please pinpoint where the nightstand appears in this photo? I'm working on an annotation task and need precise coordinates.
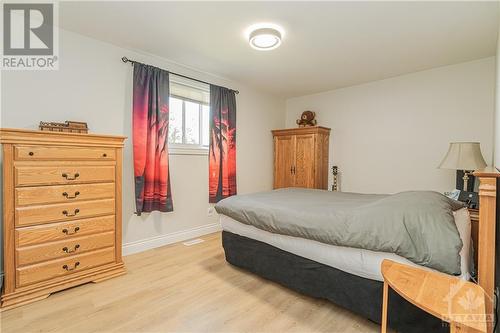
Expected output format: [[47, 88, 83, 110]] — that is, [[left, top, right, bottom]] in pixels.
[[381, 259, 487, 333], [469, 208, 479, 267], [469, 208, 480, 223]]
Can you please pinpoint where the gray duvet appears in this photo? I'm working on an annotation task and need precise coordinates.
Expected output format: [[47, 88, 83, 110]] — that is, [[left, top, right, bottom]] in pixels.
[[215, 188, 465, 275]]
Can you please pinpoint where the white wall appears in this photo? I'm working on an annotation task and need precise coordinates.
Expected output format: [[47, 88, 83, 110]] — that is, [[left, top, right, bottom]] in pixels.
[[286, 58, 496, 194], [1, 29, 285, 256]]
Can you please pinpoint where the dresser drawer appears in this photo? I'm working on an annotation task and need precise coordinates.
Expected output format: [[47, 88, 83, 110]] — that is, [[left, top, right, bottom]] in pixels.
[[16, 247, 115, 287], [15, 183, 115, 206], [16, 216, 115, 247], [17, 231, 115, 266], [15, 165, 115, 186], [15, 146, 116, 161], [16, 199, 115, 226]]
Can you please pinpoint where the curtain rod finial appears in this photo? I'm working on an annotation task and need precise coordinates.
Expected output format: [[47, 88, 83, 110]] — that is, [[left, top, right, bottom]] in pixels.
[[121, 56, 129, 63]]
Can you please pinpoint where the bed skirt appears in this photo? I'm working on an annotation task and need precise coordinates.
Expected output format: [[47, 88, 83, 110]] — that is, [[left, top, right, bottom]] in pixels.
[[222, 231, 448, 333]]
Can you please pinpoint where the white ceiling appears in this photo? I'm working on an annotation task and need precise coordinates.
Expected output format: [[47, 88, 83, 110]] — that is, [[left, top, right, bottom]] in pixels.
[[60, 1, 499, 98]]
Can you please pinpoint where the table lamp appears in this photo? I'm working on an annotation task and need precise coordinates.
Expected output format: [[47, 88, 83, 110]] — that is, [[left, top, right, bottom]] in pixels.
[[438, 142, 487, 191]]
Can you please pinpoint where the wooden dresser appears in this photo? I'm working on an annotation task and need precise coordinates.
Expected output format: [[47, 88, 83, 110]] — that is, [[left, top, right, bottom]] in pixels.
[[272, 126, 330, 190], [0, 129, 126, 309]]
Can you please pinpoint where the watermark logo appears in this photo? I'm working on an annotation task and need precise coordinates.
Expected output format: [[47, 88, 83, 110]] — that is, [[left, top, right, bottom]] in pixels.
[[2, 2, 58, 70], [442, 280, 493, 328], [457, 289, 484, 311]]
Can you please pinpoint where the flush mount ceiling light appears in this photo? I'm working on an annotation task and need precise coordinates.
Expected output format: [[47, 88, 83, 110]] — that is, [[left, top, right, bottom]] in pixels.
[[249, 28, 281, 50], [246, 23, 284, 51]]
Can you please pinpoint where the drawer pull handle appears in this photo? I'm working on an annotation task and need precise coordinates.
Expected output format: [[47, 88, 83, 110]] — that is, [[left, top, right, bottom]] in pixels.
[[62, 209, 80, 217], [62, 191, 80, 199], [62, 227, 80, 235], [62, 172, 80, 180], [62, 262, 80, 271], [28, 151, 34, 156], [62, 244, 80, 253], [102, 153, 107, 157]]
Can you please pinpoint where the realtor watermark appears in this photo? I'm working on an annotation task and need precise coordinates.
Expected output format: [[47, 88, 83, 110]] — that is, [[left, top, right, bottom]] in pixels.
[[1, 2, 59, 70], [441, 280, 494, 328]]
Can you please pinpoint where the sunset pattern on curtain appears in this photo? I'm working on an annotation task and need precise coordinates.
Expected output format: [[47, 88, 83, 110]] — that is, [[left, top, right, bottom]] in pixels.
[[209, 85, 237, 203], [133, 63, 173, 214]]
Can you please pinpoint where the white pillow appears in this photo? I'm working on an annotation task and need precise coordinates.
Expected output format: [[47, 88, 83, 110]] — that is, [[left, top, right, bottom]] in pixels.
[[453, 207, 472, 280]]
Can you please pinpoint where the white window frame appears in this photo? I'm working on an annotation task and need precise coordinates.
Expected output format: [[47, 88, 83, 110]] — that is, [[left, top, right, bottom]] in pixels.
[[168, 94, 209, 156]]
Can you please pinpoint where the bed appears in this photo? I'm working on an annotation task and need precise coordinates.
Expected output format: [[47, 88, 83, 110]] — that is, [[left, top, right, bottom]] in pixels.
[[221, 208, 472, 283], [215, 170, 499, 333]]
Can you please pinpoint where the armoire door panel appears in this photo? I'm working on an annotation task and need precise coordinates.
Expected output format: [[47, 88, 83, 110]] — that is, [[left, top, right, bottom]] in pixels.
[[294, 134, 316, 188], [274, 136, 295, 189]]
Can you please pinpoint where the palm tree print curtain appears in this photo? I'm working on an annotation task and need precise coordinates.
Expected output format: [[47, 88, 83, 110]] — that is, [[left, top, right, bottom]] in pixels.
[[133, 63, 173, 215], [209, 85, 237, 203]]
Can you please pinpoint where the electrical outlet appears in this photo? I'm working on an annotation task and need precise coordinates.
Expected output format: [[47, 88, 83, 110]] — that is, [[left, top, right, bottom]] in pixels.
[[207, 207, 216, 217]]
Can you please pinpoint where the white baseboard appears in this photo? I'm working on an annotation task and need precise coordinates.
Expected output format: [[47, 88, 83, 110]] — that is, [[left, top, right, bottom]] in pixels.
[[122, 222, 222, 256]]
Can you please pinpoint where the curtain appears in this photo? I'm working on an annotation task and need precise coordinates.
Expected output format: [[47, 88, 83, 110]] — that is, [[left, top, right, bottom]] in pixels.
[[133, 63, 173, 215], [209, 85, 237, 203]]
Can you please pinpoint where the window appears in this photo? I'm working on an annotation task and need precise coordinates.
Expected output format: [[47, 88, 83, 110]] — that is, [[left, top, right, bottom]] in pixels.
[[168, 75, 210, 155], [168, 96, 210, 147]]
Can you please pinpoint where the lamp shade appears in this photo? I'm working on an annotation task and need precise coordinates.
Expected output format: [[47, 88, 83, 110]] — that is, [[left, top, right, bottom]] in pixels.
[[438, 142, 487, 171]]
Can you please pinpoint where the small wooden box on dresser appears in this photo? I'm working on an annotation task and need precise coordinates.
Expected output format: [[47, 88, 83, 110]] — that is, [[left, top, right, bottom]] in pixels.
[[0, 129, 126, 309]]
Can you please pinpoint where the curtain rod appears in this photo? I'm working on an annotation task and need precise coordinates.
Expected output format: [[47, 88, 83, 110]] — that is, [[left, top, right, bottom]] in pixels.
[[121, 56, 239, 94]]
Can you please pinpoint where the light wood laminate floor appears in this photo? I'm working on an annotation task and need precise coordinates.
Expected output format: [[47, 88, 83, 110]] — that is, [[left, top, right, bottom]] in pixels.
[[1, 232, 383, 333]]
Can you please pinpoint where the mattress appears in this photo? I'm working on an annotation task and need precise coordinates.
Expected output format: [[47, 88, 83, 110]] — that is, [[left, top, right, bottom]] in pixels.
[[220, 207, 472, 282]]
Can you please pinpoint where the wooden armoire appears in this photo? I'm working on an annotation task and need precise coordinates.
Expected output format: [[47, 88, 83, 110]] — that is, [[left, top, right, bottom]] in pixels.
[[272, 126, 330, 189]]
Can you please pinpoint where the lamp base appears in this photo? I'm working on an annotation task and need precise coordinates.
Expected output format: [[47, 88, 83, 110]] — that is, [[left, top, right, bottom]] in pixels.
[[456, 170, 476, 192], [462, 171, 469, 192]]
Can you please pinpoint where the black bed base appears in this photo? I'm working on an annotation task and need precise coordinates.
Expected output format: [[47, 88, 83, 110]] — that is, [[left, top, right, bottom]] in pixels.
[[222, 231, 447, 333]]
